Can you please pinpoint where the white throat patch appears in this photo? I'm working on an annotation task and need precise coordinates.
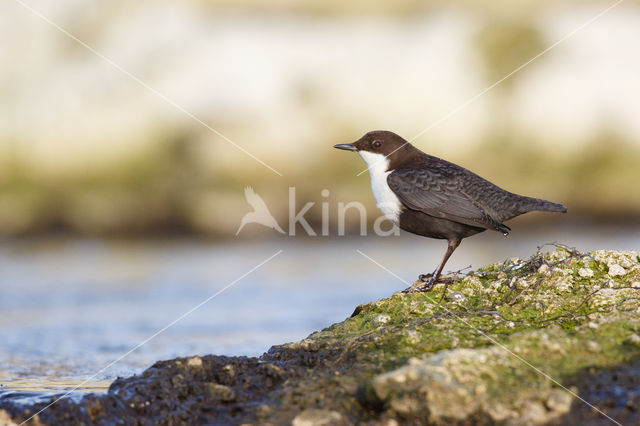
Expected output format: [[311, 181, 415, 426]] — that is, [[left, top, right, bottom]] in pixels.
[[358, 151, 402, 224]]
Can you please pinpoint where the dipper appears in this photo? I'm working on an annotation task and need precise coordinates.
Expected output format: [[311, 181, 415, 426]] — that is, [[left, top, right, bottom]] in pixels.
[[334, 130, 567, 292]]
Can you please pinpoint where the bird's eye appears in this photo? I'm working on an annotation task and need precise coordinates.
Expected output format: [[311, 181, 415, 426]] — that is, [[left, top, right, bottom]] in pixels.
[[373, 140, 382, 148]]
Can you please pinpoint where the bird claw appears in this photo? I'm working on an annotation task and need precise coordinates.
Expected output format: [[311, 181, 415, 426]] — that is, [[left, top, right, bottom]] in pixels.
[[419, 273, 434, 282], [414, 281, 436, 292], [403, 274, 458, 294], [402, 275, 437, 293]]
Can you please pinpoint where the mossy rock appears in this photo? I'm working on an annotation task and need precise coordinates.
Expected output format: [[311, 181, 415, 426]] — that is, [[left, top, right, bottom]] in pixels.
[[2, 247, 639, 425]]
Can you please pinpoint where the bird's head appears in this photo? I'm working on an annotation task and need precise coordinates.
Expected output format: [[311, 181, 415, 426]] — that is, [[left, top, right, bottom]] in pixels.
[[334, 130, 420, 171]]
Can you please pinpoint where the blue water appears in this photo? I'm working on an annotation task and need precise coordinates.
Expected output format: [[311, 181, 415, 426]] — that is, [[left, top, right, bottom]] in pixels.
[[0, 223, 638, 392]]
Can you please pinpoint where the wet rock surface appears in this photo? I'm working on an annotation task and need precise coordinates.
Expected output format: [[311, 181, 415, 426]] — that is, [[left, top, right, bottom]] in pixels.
[[1, 246, 639, 425]]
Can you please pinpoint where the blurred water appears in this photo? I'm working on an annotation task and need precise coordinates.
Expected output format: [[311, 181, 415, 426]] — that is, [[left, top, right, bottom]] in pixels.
[[0, 223, 638, 393]]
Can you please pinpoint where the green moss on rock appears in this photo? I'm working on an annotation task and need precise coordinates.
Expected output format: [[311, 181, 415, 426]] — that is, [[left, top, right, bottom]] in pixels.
[[276, 246, 640, 424]]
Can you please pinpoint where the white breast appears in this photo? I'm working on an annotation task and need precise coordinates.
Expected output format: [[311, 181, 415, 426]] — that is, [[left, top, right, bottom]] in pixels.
[[358, 151, 403, 224]]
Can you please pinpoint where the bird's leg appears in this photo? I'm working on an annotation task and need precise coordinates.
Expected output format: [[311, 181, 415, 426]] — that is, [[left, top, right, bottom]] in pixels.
[[412, 239, 461, 293]]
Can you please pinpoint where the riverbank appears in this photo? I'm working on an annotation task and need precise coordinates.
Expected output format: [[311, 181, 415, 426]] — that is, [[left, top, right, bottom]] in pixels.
[[1, 246, 639, 425]]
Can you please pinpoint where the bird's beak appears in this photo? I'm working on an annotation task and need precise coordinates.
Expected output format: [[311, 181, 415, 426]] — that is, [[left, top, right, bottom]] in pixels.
[[333, 143, 358, 152]]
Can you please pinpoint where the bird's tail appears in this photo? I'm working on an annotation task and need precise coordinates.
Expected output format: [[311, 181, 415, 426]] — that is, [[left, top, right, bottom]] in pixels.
[[519, 196, 567, 214]]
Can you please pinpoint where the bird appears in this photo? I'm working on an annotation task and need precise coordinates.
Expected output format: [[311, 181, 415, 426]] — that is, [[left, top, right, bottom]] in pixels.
[[334, 130, 567, 292], [236, 187, 286, 236]]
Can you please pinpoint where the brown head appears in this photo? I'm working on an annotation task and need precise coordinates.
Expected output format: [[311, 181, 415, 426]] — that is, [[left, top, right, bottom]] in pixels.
[[333, 130, 423, 171]]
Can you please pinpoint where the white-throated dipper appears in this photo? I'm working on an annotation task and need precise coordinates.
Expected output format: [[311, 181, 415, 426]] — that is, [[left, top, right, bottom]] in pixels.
[[334, 130, 567, 292]]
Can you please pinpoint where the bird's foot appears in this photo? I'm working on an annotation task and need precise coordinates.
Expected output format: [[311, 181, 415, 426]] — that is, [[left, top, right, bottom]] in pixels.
[[402, 274, 437, 293], [402, 274, 456, 293], [420, 273, 436, 283]]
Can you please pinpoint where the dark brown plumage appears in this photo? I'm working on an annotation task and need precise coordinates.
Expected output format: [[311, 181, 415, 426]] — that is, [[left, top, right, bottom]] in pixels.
[[334, 130, 567, 292]]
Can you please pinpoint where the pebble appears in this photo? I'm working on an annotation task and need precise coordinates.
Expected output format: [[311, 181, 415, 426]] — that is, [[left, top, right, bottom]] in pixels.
[[186, 356, 203, 368], [222, 364, 235, 380], [292, 409, 346, 426], [545, 389, 573, 414], [448, 292, 465, 302], [405, 329, 421, 345], [260, 363, 284, 379], [0, 410, 17, 426], [208, 384, 236, 402], [578, 268, 594, 278], [537, 264, 550, 275], [619, 257, 634, 269], [552, 267, 568, 276], [627, 334, 640, 345], [586, 341, 602, 352], [255, 404, 272, 419], [374, 314, 391, 326], [608, 264, 626, 277], [543, 340, 564, 353]]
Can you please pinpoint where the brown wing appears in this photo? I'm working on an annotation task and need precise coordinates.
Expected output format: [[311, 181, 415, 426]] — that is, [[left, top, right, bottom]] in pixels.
[[387, 167, 510, 233]]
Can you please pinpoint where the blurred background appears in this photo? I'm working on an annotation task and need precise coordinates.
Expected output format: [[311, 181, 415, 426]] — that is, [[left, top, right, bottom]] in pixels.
[[1, 0, 639, 393]]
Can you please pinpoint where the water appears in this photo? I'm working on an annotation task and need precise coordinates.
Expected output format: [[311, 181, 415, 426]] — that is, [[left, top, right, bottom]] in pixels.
[[0, 223, 638, 394]]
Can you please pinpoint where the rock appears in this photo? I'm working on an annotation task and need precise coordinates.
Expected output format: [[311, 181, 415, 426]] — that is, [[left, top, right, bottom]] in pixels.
[[260, 363, 284, 379], [373, 314, 391, 326], [292, 409, 348, 426], [222, 364, 235, 380], [586, 341, 602, 352], [608, 264, 626, 277], [519, 401, 549, 425], [448, 291, 465, 302], [372, 351, 479, 421], [578, 268, 594, 278], [586, 321, 600, 329], [545, 389, 573, 414], [371, 334, 585, 424], [626, 334, 640, 345], [404, 329, 421, 345], [0, 410, 18, 426], [537, 264, 550, 275], [254, 404, 272, 419], [207, 384, 236, 402], [1, 248, 639, 426], [186, 356, 203, 368]]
